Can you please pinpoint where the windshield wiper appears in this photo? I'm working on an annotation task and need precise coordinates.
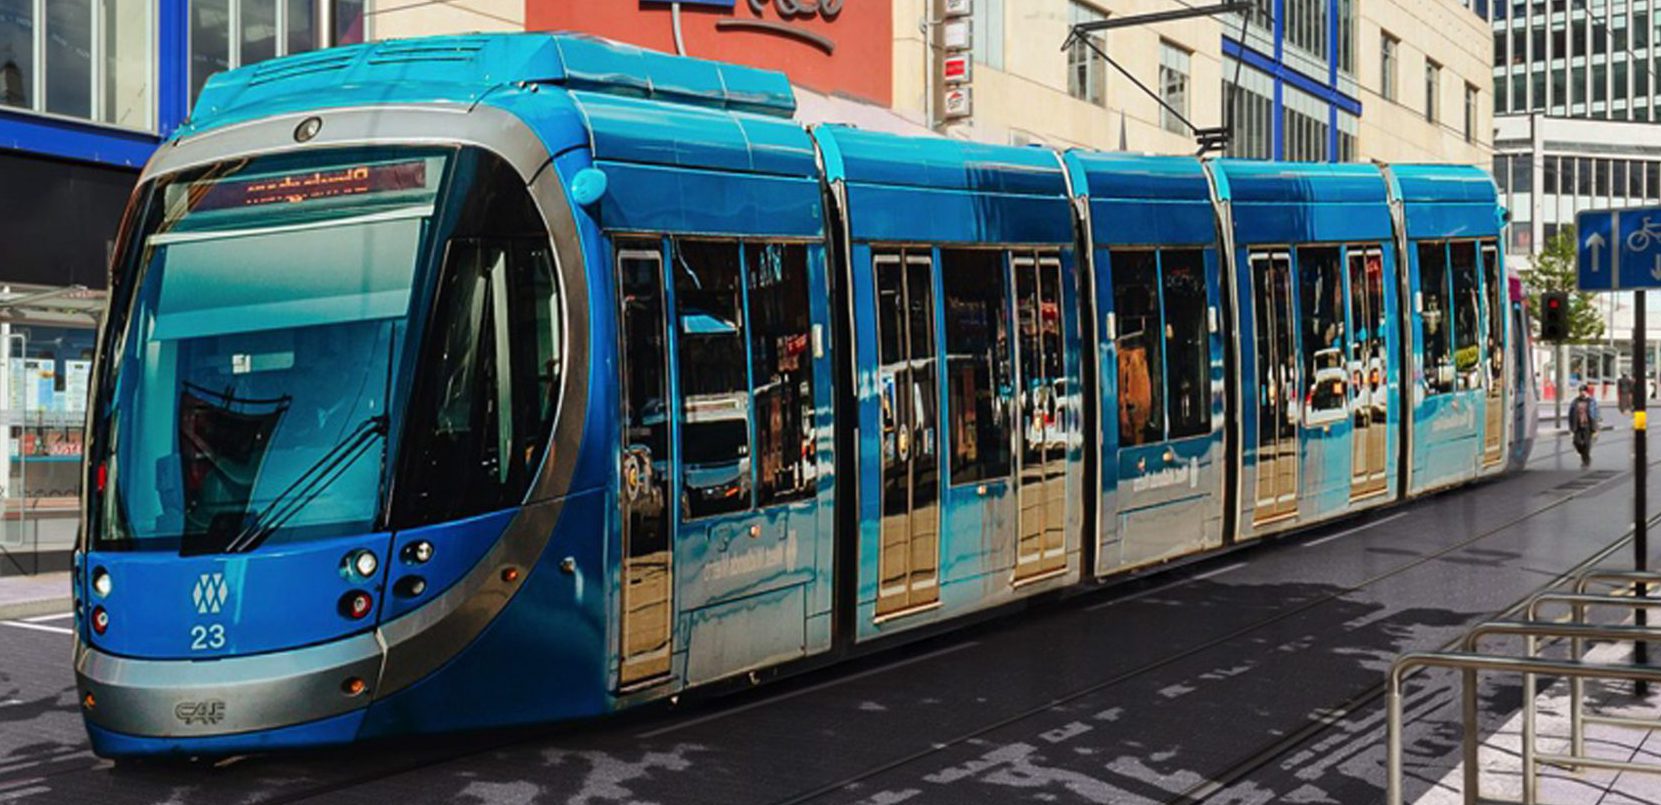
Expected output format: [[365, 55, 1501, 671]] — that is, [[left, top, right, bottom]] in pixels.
[[223, 414, 390, 554]]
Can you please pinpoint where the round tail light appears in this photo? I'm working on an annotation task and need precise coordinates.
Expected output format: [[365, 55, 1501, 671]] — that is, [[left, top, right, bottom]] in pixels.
[[339, 591, 373, 620], [90, 606, 109, 635]]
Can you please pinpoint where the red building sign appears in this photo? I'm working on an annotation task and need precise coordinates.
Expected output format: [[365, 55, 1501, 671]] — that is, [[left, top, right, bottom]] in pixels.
[[527, 1, 893, 107]]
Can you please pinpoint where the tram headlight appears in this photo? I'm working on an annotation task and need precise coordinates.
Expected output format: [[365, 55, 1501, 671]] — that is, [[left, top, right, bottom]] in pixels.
[[342, 549, 379, 580], [401, 540, 434, 565], [90, 567, 111, 598]]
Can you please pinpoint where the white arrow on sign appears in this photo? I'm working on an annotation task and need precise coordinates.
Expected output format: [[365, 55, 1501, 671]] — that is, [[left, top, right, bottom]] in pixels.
[[1587, 230, 1606, 271], [1651, 253, 1661, 281]]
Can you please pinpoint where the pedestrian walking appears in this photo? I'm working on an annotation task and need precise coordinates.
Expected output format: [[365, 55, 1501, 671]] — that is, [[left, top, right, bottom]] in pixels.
[[1619, 373, 1634, 413], [1570, 384, 1601, 467]]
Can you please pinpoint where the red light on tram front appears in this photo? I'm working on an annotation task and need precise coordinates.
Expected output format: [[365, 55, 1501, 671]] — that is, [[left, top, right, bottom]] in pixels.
[[90, 606, 109, 635], [339, 591, 373, 620]]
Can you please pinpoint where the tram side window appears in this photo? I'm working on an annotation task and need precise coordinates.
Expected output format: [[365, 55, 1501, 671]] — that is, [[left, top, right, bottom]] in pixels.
[[397, 239, 560, 525], [1162, 249, 1212, 439], [1482, 241, 1505, 387], [396, 151, 563, 528], [941, 249, 1013, 484], [1419, 242, 1455, 395], [1298, 246, 1347, 422], [1450, 242, 1483, 391], [674, 239, 751, 519], [746, 243, 817, 506], [1112, 250, 1165, 446]]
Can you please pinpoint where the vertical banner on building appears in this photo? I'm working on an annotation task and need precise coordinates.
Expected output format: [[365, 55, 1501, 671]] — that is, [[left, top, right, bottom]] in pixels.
[[936, 0, 970, 124]]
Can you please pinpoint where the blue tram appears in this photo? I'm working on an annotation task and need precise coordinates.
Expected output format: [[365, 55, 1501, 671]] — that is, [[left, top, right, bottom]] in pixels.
[[71, 33, 1532, 756]]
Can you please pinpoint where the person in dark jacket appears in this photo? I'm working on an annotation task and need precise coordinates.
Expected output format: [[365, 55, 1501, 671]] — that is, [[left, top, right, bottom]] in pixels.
[[1570, 384, 1602, 467]]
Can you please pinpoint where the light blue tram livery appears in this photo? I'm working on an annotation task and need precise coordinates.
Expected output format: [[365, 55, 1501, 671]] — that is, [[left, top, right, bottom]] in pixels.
[[72, 33, 1532, 757]]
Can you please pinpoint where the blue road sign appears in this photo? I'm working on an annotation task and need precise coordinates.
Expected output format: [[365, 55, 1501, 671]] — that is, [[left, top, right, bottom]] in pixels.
[[1577, 206, 1661, 291]]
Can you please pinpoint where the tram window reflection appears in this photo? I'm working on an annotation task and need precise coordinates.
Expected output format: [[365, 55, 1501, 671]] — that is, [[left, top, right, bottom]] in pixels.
[[673, 239, 751, 519], [941, 249, 1012, 484], [1162, 249, 1212, 439], [1297, 245, 1346, 424], [1450, 241, 1483, 391], [1111, 250, 1164, 446], [746, 242, 818, 506], [1481, 241, 1505, 386], [1419, 242, 1455, 395]]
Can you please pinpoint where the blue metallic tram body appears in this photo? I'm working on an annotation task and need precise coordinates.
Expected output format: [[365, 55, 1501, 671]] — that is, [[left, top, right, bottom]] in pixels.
[[72, 33, 1532, 757]]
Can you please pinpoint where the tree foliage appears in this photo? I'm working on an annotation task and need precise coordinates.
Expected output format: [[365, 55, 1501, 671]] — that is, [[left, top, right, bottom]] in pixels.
[[1526, 225, 1606, 342]]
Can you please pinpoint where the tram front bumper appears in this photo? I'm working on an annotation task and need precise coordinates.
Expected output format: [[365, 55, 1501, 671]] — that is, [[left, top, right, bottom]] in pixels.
[[75, 631, 383, 756]]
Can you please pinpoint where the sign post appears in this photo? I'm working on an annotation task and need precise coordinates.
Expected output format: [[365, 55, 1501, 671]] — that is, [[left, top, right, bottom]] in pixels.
[[1577, 207, 1657, 684]]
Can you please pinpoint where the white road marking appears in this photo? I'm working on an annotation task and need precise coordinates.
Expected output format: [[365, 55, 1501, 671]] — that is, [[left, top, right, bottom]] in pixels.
[[0, 620, 72, 635], [1302, 511, 1410, 549], [1192, 561, 1247, 581], [21, 612, 72, 623]]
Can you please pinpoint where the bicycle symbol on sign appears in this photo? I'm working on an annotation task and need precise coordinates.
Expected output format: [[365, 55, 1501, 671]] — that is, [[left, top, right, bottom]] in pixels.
[[1628, 216, 1661, 251]]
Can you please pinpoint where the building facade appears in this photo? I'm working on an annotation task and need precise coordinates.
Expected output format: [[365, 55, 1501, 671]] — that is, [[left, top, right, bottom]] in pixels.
[[0, 0, 366, 573], [1487, 0, 1661, 394], [887, 0, 1489, 163]]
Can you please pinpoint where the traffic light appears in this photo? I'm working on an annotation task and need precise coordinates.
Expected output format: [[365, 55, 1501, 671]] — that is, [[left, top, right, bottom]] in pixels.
[[1540, 291, 1570, 342]]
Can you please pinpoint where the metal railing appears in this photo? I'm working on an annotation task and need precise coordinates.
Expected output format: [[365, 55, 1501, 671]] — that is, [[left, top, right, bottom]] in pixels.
[[1386, 568, 1661, 805]]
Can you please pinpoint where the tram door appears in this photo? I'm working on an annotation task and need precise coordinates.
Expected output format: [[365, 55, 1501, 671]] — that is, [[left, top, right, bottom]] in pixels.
[[616, 244, 674, 688], [1348, 247, 1390, 498], [1251, 251, 1300, 524], [1013, 255, 1068, 583], [875, 252, 942, 618], [1481, 242, 1506, 467]]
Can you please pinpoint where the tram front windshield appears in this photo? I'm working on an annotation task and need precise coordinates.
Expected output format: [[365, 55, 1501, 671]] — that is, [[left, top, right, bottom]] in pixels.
[[98, 150, 447, 554]]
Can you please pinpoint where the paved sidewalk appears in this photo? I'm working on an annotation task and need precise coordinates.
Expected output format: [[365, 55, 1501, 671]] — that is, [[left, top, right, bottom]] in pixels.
[[0, 572, 71, 620], [1415, 630, 1661, 803]]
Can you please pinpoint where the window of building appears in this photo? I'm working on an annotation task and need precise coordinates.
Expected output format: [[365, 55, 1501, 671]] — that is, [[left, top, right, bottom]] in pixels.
[[1299, 247, 1346, 422], [1419, 242, 1455, 395], [1068, 2, 1108, 106], [190, 0, 331, 110], [1339, 0, 1356, 75], [1465, 82, 1479, 142], [1381, 33, 1399, 101], [941, 250, 1012, 484], [1425, 60, 1441, 122], [1283, 87, 1329, 162], [1287, 0, 1329, 59], [971, 0, 1004, 70], [1224, 62, 1275, 159], [0, 0, 153, 129], [1159, 40, 1191, 134], [45, 0, 91, 118], [1249, 0, 1273, 31], [334, 0, 364, 45], [673, 239, 751, 520], [746, 242, 817, 506]]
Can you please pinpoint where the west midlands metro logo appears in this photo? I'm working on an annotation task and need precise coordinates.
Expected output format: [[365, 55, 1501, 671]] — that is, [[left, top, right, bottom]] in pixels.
[[192, 573, 229, 614]]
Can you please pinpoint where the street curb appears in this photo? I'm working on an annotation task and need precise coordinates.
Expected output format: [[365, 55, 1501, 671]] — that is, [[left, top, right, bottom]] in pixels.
[[0, 597, 73, 621]]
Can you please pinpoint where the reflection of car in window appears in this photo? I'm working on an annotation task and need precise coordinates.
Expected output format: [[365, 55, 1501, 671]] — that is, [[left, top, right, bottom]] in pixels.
[[682, 393, 751, 518], [1306, 366, 1349, 426]]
